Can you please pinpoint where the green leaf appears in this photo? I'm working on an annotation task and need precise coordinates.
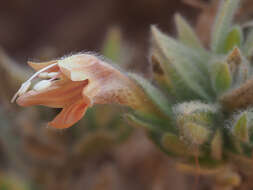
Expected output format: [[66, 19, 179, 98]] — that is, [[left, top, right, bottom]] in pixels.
[[151, 26, 213, 101], [151, 49, 187, 100], [128, 73, 172, 117], [211, 61, 232, 95], [233, 113, 249, 142], [224, 26, 243, 53], [150, 52, 173, 93], [175, 13, 203, 50], [162, 132, 191, 156], [211, 0, 240, 53], [181, 122, 210, 145], [125, 112, 173, 132], [125, 113, 155, 130]]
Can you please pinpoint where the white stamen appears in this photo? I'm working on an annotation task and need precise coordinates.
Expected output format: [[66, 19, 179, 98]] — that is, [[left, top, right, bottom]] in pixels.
[[48, 72, 59, 78], [11, 81, 31, 103], [11, 62, 58, 103], [26, 62, 58, 83], [39, 72, 59, 79], [38, 72, 49, 78], [33, 80, 52, 91]]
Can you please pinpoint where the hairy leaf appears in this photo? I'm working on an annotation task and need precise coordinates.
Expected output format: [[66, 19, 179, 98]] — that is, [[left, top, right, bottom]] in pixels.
[[211, 0, 240, 53], [175, 13, 203, 50]]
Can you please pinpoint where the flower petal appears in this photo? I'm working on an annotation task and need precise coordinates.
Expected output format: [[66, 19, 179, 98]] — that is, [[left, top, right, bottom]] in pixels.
[[28, 60, 59, 72], [58, 54, 162, 116], [82, 71, 152, 112], [58, 54, 113, 81], [48, 99, 88, 129], [17, 79, 88, 108]]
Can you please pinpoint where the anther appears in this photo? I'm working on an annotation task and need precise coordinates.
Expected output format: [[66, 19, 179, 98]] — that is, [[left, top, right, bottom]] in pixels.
[[39, 72, 59, 79], [11, 62, 58, 103], [33, 80, 52, 91]]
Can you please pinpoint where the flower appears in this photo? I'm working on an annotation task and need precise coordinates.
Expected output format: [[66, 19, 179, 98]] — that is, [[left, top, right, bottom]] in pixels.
[[12, 54, 151, 129]]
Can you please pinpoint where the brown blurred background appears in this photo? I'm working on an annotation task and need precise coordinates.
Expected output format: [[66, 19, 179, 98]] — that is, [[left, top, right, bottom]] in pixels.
[[0, 0, 201, 70]]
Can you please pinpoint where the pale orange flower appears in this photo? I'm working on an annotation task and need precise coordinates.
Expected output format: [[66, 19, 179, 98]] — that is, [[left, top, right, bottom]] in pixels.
[[12, 54, 151, 129]]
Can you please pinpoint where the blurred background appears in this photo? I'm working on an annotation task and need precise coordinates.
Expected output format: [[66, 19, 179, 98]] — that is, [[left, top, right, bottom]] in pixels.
[[0, 0, 253, 189]]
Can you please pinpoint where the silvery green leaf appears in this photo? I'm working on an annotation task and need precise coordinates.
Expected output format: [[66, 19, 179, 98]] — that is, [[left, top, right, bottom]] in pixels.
[[175, 13, 203, 50], [151, 26, 213, 101], [211, 0, 240, 53], [125, 112, 173, 132], [150, 51, 174, 93], [233, 113, 249, 142], [210, 61, 232, 95], [224, 26, 243, 53], [128, 73, 172, 117]]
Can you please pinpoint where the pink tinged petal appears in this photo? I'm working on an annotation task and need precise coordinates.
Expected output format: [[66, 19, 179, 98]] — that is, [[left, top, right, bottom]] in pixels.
[[28, 60, 59, 72], [48, 99, 88, 129], [16, 80, 88, 108], [82, 79, 127, 105], [58, 54, 137, 105], [82, 71, 146, 110], [58, 54, 154, 113], [58, 54, 114, 82]]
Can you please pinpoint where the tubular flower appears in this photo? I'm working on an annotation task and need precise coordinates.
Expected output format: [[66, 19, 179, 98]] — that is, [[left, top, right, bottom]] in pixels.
[[12, 54, 153, 129]]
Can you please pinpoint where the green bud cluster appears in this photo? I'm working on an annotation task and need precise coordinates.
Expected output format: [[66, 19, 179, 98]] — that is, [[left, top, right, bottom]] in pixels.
[[126, 0, 253, 187]]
